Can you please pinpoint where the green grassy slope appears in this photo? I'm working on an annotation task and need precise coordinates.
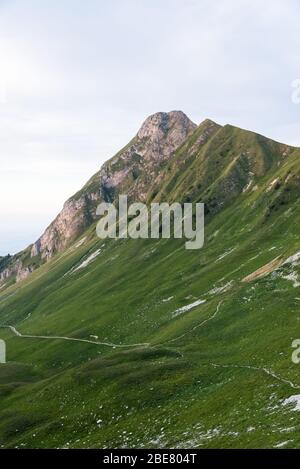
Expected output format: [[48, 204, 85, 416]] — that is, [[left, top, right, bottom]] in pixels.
[[1, 123, 300, 448]]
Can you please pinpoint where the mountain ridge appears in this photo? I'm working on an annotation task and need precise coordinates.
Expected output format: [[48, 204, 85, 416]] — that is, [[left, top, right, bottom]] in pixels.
[[0, 111, 297, 288]]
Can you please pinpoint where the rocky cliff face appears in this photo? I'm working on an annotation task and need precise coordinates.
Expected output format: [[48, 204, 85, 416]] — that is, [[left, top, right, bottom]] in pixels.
[[136, 111, 196, 160], [99, 111, 197, 202], [0, 111, 196, 284], [32, 110, 196, 260], [31, 191, 99, 260]]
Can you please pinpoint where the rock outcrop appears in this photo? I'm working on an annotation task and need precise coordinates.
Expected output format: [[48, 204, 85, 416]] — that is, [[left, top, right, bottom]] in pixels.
[[30, 191, 99, 260], [99, 111, 197, 202], [0, 257, 34, 284], [136, 111, 196, 160]]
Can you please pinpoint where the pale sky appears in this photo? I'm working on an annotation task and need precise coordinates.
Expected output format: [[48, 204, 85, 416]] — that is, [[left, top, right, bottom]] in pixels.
[[1, 0, 300, 255]]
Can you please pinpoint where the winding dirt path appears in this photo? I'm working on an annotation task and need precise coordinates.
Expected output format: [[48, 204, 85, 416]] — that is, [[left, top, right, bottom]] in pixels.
[[163, 301, 223, 345], [211, 363, 300, 390], [0, 301, 223, 350], [2, 303, 300, 391], [0, 325, 150, 349]]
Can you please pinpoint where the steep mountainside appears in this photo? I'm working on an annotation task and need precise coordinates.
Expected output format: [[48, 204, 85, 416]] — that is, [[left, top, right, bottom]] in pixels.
[[0, 111, 196, 285], [1, 112, 300, 448], [0, 111, 295, 287]]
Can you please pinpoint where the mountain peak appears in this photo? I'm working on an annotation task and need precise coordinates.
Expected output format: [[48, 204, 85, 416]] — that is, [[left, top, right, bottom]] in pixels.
[[137, 110, 196, 140]]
